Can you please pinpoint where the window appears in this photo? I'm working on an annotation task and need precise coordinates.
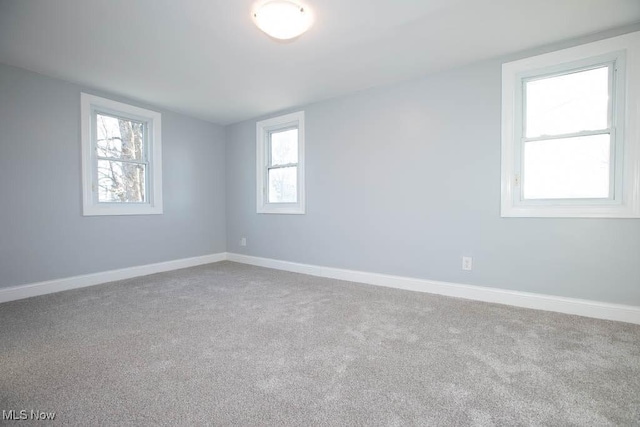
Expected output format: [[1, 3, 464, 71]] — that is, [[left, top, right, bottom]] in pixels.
[[256, 111, 305, 214], [81, 93, 162, 215], [501, 31, 640, 218]]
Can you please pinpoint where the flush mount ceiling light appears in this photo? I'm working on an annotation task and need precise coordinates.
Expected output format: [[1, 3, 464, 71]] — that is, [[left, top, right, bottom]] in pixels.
[[252, 1, 313, 40]]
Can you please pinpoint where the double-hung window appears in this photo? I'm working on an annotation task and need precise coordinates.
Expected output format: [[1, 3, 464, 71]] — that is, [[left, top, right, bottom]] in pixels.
[[256, 111, 305, 214], [81, 93, 163, 216], [501, 31, 640, 218]]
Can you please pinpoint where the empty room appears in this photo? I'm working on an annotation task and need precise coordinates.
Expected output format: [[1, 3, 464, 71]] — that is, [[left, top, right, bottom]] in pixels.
[[1, 0, 640, 424]]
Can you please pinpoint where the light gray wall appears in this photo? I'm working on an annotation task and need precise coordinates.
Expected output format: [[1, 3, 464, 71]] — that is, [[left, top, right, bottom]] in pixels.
[[225, 34, 640, 306], [2, 28, 639, 305], [0, 63, 226, 289]]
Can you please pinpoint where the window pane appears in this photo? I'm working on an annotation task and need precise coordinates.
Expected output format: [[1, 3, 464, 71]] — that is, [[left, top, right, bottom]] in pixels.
[[523, 134, 610, 200], [268, 166, 297, 203], [270, 128, 298, 166], [96, 113, 145, 160], [97, 160, 146, 203], [525, 66, 609, 138]]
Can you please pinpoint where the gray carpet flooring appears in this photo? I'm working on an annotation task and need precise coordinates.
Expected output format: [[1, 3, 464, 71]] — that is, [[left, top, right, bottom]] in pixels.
[[1, 261, 639, 426]]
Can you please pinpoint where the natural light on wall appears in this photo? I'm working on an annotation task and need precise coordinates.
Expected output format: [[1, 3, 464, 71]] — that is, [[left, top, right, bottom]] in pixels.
[[253, 1, 313, 40]]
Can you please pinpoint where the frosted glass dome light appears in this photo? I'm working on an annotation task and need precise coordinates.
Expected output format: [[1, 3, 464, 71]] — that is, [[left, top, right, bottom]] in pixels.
[[253, 1, 313, 40]]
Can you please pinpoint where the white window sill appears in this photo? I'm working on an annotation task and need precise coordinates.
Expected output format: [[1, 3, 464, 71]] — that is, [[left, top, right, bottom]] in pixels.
[[83, 204, 163, 216], [501, 204, 640, 218], [257, 204, 305, 215]]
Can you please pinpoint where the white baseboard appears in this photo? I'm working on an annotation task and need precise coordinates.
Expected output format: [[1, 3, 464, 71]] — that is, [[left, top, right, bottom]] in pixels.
[[227, 253, 640, 325], [0, 253, 227, 304], [4, 252, 639, 325]]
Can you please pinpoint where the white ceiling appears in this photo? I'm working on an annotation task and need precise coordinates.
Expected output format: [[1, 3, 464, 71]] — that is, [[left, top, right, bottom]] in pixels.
[[1, 0, 639, 125]]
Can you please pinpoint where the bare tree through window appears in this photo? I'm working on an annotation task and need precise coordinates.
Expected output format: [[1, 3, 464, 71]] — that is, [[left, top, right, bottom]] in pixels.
[[96, 113, 146, 203]]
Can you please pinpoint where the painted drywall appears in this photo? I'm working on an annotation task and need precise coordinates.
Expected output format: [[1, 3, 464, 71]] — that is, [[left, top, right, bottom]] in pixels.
[[225, 30, 640, 306], [0, 63, 226, 289]]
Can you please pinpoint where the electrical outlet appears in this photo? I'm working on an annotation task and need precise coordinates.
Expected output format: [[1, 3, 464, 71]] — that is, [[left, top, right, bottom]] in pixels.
[[462, 256, 473, 271], [240, 237, 247, 247]]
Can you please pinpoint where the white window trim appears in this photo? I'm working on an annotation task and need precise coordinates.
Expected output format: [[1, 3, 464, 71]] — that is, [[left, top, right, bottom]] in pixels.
[[501, 31, 640, 218], [256, 111, 306, 214], [81, 93, 163, 216]]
